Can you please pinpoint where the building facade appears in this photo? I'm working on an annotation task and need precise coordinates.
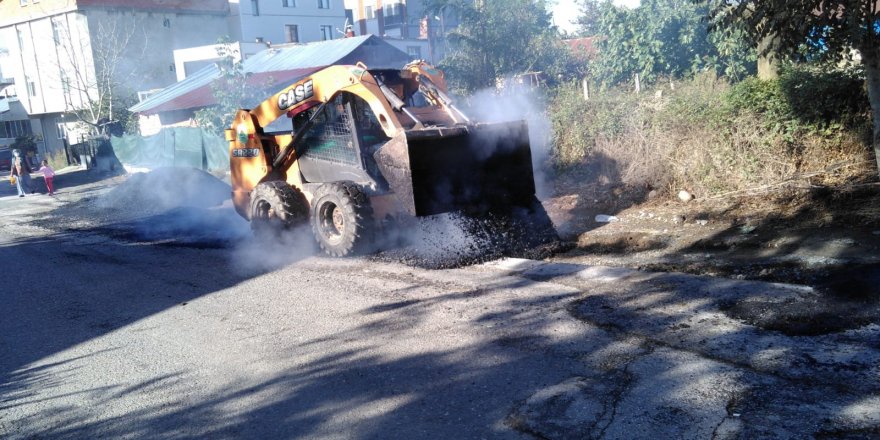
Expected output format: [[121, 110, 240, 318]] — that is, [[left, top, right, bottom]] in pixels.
[[0, 70, 33, 151], [344, 0, 451, 64], [0, 0, 231, 159], [232, 0, 348, 45]]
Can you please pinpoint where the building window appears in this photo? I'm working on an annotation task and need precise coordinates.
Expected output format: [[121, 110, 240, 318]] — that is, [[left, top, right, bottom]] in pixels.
[[320, 25, 333, 40], [285, 24, 299, 43], [25, 76, 36, 97], [364, 6, 373, 19], [251, 0, 260, 16], [282, 0, 296, 6], [406, 46, 421, 60], [318, 0, 329, 9], [19, 0, 27, 6], [1, 120, 33, 139], [51, 18, 63, 44], [56, 119, 67, 139], [60, 71, 70, 94]]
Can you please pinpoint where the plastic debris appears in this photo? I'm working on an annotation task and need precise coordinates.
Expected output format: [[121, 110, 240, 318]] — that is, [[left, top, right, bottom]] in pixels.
[[595, 214, 620, 223]]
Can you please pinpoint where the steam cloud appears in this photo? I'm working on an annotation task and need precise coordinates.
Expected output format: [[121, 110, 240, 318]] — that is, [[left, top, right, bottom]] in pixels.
[[461, 85, 554, 200]]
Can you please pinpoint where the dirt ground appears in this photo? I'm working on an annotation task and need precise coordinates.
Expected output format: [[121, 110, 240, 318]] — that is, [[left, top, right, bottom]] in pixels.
[[543, 167, 880, 336]]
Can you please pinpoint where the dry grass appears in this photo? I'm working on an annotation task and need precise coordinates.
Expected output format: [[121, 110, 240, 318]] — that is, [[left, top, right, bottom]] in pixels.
[[549, 74, 875, 197]]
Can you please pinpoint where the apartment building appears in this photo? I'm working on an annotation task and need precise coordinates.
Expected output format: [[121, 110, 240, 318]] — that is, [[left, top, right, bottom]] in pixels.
[[172, 0, 348, 82], [344, 0, 452, 63], [0, 65, 33, 151], [0, 0, 233, 158], [233, 0, 347, 45]]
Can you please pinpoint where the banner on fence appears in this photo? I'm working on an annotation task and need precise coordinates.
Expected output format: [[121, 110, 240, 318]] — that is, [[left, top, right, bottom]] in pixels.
[[110, 127, 228, 171]]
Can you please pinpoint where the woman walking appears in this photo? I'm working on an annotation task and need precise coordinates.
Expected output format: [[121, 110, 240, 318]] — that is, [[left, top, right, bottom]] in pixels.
[[9, 149, 34, 197]]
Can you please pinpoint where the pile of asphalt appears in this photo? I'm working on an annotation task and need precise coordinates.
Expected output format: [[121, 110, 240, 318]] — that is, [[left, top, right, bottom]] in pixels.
[[98, 167, 230, 213], [370, 209, 566, 270], [87, 167, 248, 246]]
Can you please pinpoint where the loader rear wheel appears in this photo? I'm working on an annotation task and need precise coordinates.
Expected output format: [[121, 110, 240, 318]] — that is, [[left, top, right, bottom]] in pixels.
[[311, 182, 375, 257], [250, 181, 309, 238]]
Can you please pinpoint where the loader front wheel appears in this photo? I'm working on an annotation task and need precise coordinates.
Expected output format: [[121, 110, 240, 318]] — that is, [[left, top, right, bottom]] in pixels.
[[311, 182, 375, 257], [250, 181, 309, 238]]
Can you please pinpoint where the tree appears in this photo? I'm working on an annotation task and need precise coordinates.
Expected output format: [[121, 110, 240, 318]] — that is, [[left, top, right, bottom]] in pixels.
[[427, 0, 572, 94], [589, 0, 755, 86], [54, 15, 146, 137], [701, 0, 880, 175], [11, 135, 37, 157], [575, 0, 603, 36], [194, 40, 270, 136]]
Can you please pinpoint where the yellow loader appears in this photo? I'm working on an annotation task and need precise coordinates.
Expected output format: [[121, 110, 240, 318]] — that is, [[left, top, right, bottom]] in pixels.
[[227, 61, 551, 256]]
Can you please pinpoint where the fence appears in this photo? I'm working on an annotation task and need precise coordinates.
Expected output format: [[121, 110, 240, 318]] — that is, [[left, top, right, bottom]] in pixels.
[[109, 127, 229, 171]]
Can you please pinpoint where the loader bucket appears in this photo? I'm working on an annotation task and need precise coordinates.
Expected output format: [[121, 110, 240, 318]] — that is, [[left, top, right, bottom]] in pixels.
[[374, 120, 537, 217]]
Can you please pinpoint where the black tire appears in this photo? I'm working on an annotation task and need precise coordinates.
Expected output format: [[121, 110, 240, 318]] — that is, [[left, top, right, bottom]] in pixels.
[[310, 182, 375, 257], [250, 181, 309, 238]]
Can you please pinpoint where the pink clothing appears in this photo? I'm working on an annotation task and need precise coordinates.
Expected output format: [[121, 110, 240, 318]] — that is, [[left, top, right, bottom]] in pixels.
[[40, 165, 55, 178]]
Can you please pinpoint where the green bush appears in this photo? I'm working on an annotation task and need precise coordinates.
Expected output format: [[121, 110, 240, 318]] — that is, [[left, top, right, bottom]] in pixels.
[[726, 64, 869, 128]]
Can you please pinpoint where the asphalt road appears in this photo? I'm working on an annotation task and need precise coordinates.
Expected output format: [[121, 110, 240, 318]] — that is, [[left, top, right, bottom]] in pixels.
[[1, 170, 879, 439]]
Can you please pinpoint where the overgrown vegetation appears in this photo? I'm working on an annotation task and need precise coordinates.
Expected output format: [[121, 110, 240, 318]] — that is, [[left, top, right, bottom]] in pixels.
[[430, 0, 876, 196], [428, 0, 575, 94], [44, 150, 70, 171], [587, 0, 756, 86], [549, 65, 873, 196]]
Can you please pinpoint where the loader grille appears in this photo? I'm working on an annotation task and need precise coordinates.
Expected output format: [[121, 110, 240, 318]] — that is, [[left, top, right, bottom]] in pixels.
[[300, 99, 359, 166]]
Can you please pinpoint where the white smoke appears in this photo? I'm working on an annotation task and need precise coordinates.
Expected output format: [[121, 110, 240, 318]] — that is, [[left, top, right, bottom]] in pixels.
[[231, 224, 318, 275], [460, 86, 554, 200], [96, 167, 320, 272]]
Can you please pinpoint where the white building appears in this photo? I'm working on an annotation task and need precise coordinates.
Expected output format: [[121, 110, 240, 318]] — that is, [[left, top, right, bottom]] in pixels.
[[0, 69, 34, 151], [0, 0, 233, 160]]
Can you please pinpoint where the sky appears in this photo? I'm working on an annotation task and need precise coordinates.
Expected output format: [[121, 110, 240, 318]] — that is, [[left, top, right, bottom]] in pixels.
[[551, 0, 642, 34]]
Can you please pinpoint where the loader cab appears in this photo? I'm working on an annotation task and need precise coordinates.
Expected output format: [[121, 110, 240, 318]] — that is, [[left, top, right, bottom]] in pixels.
[[292, 91, 390, 190]]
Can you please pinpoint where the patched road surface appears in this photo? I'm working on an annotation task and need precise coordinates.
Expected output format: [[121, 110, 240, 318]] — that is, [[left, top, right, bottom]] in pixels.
[[1, 172, 879, 439]]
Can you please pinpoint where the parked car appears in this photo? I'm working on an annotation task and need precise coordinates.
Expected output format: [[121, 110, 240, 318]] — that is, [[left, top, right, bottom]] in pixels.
[[0, 149, 10, 172]]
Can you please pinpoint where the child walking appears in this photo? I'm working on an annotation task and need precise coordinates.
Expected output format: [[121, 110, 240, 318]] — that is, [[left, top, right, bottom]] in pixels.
[[39, 160, 55, 195]]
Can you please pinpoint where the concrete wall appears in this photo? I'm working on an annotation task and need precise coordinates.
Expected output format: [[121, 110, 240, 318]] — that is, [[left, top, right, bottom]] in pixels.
[[238, 0, 347, 44], [83, 8, 232, 92]]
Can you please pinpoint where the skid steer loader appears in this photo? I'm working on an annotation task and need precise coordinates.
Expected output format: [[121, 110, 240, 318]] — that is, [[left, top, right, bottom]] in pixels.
[[227, 61, 553, 256]]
